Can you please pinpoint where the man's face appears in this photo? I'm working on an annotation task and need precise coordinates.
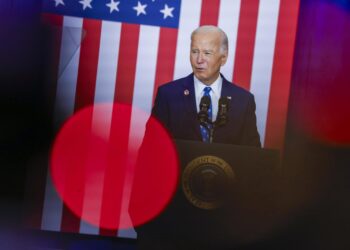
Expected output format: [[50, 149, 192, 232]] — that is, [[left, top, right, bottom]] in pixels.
[[190, 32, 227, 85]]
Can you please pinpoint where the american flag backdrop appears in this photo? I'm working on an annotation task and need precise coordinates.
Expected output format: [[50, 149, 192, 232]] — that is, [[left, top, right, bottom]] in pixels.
[[32, 0, 300, 239]]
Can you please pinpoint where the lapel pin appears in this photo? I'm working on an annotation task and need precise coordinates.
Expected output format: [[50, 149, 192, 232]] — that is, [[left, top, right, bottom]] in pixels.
[[227, 96, 232, 100], [184, 89, 190, 96]]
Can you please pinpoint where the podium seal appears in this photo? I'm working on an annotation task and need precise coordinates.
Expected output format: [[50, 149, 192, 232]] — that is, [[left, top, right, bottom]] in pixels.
[[182, 155, 235, 210]]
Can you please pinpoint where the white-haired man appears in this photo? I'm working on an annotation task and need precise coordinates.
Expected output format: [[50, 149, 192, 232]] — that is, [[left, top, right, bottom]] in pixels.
[[152, 25, 261, 147]]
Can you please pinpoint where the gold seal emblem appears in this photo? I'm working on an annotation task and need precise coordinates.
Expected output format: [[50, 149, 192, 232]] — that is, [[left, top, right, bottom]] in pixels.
[[182, 155, 235, 210]]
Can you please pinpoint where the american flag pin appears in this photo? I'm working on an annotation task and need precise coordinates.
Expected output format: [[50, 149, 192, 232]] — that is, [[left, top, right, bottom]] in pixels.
[[227, 96, 232, 100], [184, 89, 190, 96]]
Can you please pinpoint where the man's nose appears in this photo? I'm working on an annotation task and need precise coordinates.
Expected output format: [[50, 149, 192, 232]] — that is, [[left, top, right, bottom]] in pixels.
[[196, 53, 204, 64]]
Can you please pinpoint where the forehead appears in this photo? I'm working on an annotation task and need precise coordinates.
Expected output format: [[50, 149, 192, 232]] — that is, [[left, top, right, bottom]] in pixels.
[[191, 31, 221, 48]]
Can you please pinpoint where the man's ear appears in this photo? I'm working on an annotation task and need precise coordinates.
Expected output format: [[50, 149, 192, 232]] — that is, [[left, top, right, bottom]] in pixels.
[[221, 50, 228, 66]]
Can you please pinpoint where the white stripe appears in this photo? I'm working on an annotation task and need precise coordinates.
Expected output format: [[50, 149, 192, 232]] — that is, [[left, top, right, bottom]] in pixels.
[[41, 172, 63, 231], [249, 0, 280, 145], [130, 25, 160, 147], [131, 25, 160, 114], [218, 0, 241, 82], [117, 227, 137, 239], [78, 118, 109, 235], [79, 106, 112, 235], [53, 16, 83, 128], [79, 221, 99, 236], [173, 0, 202, 80], [42, 16, 83, 231], [92, 20, 121, 150], [79, 21, 122, 235], [116, 25, 160, 239], [93, 21, 121, 104]]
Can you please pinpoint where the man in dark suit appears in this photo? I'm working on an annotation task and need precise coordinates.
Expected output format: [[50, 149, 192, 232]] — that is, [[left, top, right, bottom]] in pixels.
[[152, 25, 261, 147]]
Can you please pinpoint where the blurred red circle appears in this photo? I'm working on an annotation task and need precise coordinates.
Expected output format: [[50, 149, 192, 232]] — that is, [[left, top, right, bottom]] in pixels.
[[50, 103, 179, 229]]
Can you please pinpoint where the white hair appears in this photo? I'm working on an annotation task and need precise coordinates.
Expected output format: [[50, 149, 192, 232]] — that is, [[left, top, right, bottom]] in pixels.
[[191, 25, 228, 54]]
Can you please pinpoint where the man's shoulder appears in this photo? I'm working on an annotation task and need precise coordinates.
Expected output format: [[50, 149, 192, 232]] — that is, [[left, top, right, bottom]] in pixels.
[[158, 74, 192, 92], [222, 77, 254, 99], [158, 74, 193, 95]]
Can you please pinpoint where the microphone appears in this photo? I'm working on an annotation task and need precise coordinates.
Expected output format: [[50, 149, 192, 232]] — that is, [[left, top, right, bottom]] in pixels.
[[216, 97, 229, 126], [198, 95, 211, 125]]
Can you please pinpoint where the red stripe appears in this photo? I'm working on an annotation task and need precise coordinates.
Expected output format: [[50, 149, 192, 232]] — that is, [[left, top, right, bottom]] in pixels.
[[114, 24, 140, 105], [98, 23, 140, 236], [200, 0, 220, 26], [60, 19, 102, 233], [74, 19, 102, 111], [41, 13, 63, 26], [25, 14, 63, 229], [60, 116, 93, 234], [264, 0, 300, 149], [99, 105, 132, 236], [233, 0, 259, 90], [152, 27, 178, 105]]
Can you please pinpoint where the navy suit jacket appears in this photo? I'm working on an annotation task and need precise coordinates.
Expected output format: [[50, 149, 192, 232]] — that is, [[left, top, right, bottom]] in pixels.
[[152, 73, 261, 147]]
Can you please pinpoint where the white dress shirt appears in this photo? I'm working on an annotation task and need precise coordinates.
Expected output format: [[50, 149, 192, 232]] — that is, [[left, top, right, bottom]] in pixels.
[[194, 75, 222, 122]]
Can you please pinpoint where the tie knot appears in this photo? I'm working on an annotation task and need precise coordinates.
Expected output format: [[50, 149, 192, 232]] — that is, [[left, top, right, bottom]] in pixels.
[[203, 86, 212, 96]]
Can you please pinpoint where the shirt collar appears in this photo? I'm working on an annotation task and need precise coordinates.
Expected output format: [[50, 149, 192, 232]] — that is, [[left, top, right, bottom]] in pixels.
[[193, 74, 222, 98]]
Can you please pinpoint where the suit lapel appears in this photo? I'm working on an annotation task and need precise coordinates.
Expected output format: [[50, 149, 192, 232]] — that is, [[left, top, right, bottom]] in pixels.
[[214, 76, 238, 142], [182, 74, 202, 140]]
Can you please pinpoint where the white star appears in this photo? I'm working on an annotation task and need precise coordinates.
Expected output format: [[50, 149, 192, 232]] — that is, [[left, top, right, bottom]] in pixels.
[[106, 0, 120, 13], [54, 0, 65, 7], [133, 1, 147, 16], [79, 0, 93, 10], [160, 4, 174, 19]]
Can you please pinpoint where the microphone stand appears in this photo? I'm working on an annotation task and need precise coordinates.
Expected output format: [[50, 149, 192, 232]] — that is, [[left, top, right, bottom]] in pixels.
[[198, 96, 228, 143], [200, 120, 215, 143], [209, 122, 215, 143], [202, 115, 228, 143]]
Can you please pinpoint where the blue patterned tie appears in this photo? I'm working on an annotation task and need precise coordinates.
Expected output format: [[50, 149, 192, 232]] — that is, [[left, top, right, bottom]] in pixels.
[[200, 87, 212, 142]]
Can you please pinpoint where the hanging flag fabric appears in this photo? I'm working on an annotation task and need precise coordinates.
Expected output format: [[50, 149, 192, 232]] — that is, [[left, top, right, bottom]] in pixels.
[[32, 0, 300, 239]]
